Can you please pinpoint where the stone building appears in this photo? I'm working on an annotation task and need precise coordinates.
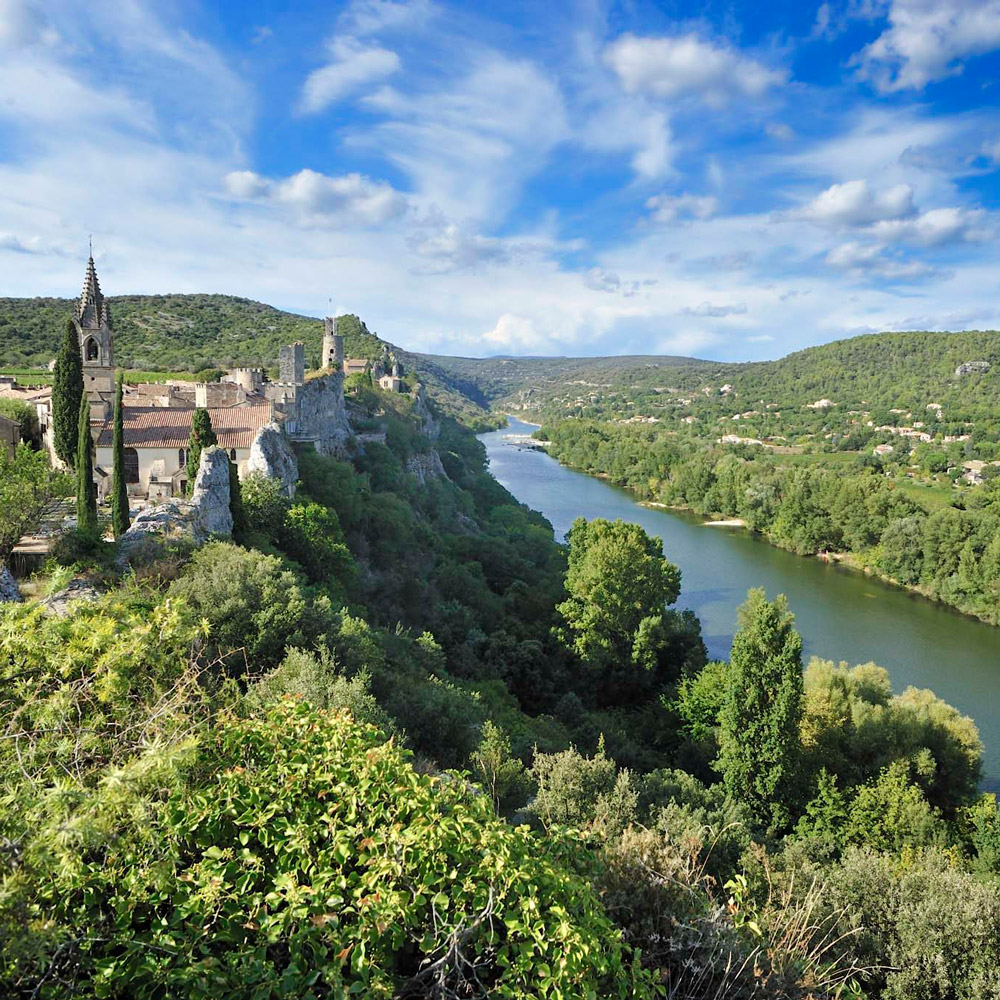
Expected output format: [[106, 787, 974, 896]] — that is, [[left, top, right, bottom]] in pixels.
[[75, 255, 115, 397], [321, 317, 344, 370], [94, 403, 272, 497], [278, 342, 305, 385]]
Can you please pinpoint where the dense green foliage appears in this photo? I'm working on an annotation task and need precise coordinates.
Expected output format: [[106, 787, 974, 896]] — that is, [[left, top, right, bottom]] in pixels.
[[3, 383, 999, 999], [0, 443, 71, 561], [110, 373, 130, 539], [51, 318, 82, 467], [75, 391, 97, 534], [718, 590, 803, 830], [186, 407, 217, 488]]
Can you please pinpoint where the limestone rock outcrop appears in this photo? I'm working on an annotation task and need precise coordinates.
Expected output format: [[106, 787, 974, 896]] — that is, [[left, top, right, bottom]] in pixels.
[[0, 564, 21, 603], [294, 375, 352, 456], [117, 446, 232, 565], [405, 450, 447, 485], [247, 421, 299, 497], [40, 578, 104, 616]]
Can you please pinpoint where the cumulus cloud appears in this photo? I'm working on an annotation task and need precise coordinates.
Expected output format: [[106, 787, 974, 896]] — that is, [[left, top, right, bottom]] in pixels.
[[646, 192, 719, 223], [406, 222, 513, 273], [223, 168, 407, 226], [799, 179, 916, 227], [683, 301, 748, 317], [825, 240, 937, 278], [300, 36, 400, 113], [604, 33, 785, 105], [869, 206, 991, 246], [856, 0, 1000, 92], [481, 314, 545, 353]]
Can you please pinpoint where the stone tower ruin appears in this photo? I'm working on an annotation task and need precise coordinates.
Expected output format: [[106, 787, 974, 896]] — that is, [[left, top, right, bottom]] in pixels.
[[322, 317, 344, 370], [279, 342, 305, 385]]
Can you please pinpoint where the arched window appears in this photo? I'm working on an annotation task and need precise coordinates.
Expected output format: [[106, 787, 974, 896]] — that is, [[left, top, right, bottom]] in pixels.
[[123, 448, 139, 484], [84, 338, 99, 362], [230, 448, 237, 461], [178, 448, 186, 467]]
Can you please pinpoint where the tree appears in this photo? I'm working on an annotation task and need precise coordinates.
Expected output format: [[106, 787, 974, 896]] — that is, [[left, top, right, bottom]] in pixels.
[[110, 373, 130, 539], [186, 407, 217, 491], [75, 391, 97, 535], [717, 588, 803, 829], [0, 444, 71, 562], [51, 318, 83, 467], [556, 517, 682, 700]]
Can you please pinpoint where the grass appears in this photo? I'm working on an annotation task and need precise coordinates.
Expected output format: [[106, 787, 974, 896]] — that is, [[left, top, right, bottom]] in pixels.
[[893, 477, 959, 511]]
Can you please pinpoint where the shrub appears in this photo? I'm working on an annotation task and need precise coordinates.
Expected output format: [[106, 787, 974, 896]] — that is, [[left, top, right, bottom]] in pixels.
[[168, 542, 334, 673], [1, 702, 661, 999]]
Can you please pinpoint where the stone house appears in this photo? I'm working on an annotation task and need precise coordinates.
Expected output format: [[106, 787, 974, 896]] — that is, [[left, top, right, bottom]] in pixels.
[[94, 403, 272, 497]]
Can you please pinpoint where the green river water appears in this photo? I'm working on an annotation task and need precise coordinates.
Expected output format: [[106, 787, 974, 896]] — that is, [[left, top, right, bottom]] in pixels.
[[481, 416, 1000, 787]]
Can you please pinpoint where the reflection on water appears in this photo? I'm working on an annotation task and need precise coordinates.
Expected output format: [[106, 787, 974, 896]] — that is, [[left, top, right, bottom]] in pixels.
[[481, 418, 1000, 786]]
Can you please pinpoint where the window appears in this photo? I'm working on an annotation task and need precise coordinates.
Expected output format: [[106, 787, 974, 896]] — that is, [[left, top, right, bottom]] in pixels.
[[178, 448, 186, 467], [230, 449, 237, 461], [84, 338, 99, 361], [123, 448, 139, 484]]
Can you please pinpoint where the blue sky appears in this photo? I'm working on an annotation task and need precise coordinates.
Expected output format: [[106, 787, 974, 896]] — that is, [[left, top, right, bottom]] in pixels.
[[3, 0, 1000, 360]]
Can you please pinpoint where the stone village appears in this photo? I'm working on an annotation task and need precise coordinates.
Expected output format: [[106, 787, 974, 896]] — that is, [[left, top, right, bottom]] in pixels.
[[1, 254, 412, 501]]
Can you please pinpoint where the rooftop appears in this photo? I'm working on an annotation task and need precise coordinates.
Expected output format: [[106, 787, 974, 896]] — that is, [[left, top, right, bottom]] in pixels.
[[95, 403, 271, 450]]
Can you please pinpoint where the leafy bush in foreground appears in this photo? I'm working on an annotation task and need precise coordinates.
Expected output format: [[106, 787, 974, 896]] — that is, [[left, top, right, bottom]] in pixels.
[[2, 700, 658, 999]]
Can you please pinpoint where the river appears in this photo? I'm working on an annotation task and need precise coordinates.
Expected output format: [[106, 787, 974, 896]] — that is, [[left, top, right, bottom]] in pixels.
[[481, 416, 1000, 786]]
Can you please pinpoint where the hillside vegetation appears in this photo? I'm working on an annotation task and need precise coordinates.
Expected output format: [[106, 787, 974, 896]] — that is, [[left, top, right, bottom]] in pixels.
[[4, 378, 1000, 998], [0, 296, 496, 428]]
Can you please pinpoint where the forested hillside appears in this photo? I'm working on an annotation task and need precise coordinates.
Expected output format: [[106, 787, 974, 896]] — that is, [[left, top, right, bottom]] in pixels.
[[4, 381, 1000, 998], [0, 296, 495, 427]]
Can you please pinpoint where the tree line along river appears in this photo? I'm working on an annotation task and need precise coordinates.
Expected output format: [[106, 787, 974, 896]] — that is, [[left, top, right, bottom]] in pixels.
[[480, 416, 1000, 787]]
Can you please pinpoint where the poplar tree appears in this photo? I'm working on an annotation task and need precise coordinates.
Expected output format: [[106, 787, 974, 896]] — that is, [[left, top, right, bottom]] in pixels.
[[52, 319, 83, 467], [186, 408, 217, 492], [111, 373, 130, 539], [75, 391, 97, 535], [717, 588, 803, 830]]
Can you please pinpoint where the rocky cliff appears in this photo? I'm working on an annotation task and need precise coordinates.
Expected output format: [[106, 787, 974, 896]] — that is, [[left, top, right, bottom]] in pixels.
[[247, 421, 299, 497]]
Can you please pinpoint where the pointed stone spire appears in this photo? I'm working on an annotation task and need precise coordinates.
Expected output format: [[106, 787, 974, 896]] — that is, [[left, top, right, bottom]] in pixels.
[[77, 254, 106, 330]]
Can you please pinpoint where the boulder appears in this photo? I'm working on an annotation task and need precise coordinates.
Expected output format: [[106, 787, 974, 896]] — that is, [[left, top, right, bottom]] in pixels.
[[40, 578, 103, 616], [247, 421, 298, 497], [0, 564, 21, 603], [117, 446, 232, 565]]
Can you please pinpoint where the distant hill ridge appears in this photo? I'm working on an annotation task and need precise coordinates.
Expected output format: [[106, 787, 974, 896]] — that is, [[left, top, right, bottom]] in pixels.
[[3, 291, 999, 421]]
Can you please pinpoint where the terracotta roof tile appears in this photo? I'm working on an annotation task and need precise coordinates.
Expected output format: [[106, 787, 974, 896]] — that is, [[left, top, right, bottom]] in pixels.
[[95, 404, 271, 450]]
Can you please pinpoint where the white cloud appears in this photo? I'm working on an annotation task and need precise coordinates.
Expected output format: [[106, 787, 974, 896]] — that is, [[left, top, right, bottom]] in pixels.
[[604, 33, 785, 105], [407, 222, 515, 273], [799, 179, 916, 226], [825, 240, 937, 278], [0, 0, 50, 49], [683, 301, 748, 317], [300, 36, 401, 113], [857, 0, 1000, 92], [339, 0, 434, 36], [646, 192, 719, 223], [482, 314, 545, 353], [359, 54, 569, 222], [870, 206, 991, 246], [765, 122, 795, 141], [224, 168, 407, 226]]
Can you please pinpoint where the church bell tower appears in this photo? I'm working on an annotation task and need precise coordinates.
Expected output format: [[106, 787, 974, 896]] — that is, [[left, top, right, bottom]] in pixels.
[[75, 252, 115, 394]]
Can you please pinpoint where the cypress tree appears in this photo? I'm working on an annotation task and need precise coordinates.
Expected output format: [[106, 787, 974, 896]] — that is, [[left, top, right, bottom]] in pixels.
[[52, 318, 83, 467], [111, 373, 130, 539], [186, 408, 217, 491], [75, 391, 97, 535], [717, 588, 804, 830]]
